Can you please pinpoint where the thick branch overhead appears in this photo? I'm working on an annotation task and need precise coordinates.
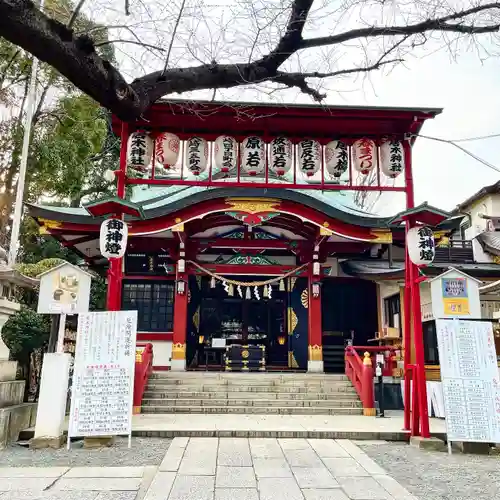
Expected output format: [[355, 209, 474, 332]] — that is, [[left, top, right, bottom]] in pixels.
[[0, 0, 498, 120]]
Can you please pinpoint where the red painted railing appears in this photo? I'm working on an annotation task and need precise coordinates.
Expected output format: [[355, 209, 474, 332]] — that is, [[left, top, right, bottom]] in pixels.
[[405, 364, 420, 436], [133, 343, 154, 414], [349, 345, 399, 377], [344, 346, 375, 416]]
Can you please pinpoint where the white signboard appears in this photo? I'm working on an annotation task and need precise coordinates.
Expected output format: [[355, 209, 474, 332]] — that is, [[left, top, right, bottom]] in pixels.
[[68, 311, 138, 439], [212, 338, 226, 348], [436, 319, 500, 443]]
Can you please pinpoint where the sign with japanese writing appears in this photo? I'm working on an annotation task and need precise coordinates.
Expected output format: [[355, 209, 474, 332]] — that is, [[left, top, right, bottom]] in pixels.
[[241, 136, 265, 176], [352, 138, 377, 174], [37, 262, 91, 314], [380, 139, 405, 178], [297, 139, 321, 177], [185, 136, 208, 176], [126, 132, 153, 175], [442, 278, 470, 315], [68, 311, 138, 438], [100, 218, 128, 260], [269, 137, 292, 176], [406, 226, 435, 266], [435, 319, 500, 443], [214, 135, 237, 173]]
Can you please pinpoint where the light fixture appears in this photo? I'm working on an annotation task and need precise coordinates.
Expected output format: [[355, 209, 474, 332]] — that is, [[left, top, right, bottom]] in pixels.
[[277, 335, 286, 345], [198, 335, 205, 344], [177, 280, 186, 295], [210, 276, 216, 288], [313, 261, 320, 276], [177, 259, 186, 273], [312, 281, 321, 298]]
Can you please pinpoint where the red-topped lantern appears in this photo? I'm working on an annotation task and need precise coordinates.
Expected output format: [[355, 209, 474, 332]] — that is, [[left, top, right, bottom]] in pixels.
[[352, 138, 377, 174], [298, 139, 321, 177], [185, 137, 209, 176], [241, 136, 265, 176], [269, 137, 292, 176], [325, 140, 349, 180], [214, 135, 237, 173], [155, 132, 180, 169]]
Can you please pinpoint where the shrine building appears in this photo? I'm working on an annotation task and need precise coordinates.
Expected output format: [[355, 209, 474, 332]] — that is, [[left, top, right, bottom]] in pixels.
[[25, 100, 500, 378]]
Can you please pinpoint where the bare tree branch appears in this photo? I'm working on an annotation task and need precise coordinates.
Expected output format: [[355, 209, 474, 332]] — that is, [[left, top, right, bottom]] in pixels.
[[162, 0, 187, 75], [67, 0, 87, 29], [94, 39, 167, 52]]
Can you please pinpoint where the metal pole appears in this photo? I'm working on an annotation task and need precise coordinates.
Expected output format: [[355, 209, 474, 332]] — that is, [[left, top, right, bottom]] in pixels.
[[8, 0, 45, 266]]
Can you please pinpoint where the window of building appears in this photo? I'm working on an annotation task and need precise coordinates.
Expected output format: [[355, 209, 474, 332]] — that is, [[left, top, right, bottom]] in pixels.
[[383, 293, 401, 328], [423, 320, 439, 365], [122, 281, 175, 332]]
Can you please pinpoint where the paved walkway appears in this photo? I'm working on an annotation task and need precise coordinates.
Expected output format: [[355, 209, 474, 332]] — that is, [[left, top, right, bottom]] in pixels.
[[0, 438, 417, 499]]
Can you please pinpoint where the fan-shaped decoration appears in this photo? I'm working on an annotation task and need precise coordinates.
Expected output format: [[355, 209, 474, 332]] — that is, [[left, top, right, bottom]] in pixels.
[[240, 136, 266, 176], [380, 139, 405, 178], [352, 138, 377, 174], [298, 139, 321, 177], [185, 137, 209, 176], [269, 137, 292, 176], [127, 132, 153, 175], [155, 132, 180, 168], [214, 135, 238, 173], [325, 140, 349, 179]]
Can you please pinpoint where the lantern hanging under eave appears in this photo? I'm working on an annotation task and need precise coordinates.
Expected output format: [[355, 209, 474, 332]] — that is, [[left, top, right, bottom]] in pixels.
[[325, 140, 349, 179], [406, 226, 435, 266], [298, 139, 321, 177], [352, 138, 377, 175], [155, 132, 180, 169], [241, 136, 266, 176], [127, 132, 153, 174], [100, 218, 128, 260], [185, 137, 209, 176], [269, 137, 292, 176], [214, 135, 237, 173], [380, 139, 405, 178]]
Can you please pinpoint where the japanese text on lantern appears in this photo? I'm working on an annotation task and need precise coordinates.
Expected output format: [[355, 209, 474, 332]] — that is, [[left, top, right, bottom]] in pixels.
[[105, 219, 124, 256], [417, 226, 435, 262], [129, 134, 147, 169], [272, 137, 288, 171], [245, 137, 262, 168], [222, 138, 234, 171], [68, 311, 138, 438], [357, 139, 373, 170], [188, 138, 201, 172], [300, 140, 315, 172]]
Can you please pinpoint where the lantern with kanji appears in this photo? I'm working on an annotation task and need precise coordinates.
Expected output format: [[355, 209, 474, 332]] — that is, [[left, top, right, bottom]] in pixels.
[[380, 139, 405, 178], [241, 136, 265, 176], [185, 137, 209, 176], [325, 140, 349, 179], [126, 132, 153, 175], [214, 135, 237, 173], [269, 137, 292, 176], [100, 218, 128, 259], [407, 226, 435, 266], [352, 138, 377, 174], [298, 139, 321, 177], [155, 132, 180, 169]]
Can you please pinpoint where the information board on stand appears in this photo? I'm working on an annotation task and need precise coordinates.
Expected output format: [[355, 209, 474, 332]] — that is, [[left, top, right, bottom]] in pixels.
[[435, 319, 500, 445], [68, 311, 138, 448]]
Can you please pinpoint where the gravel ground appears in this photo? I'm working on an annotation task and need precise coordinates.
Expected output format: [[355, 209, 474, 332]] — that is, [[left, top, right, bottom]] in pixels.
[[359, 441, 500, 500], [0, 437, 171, 467]]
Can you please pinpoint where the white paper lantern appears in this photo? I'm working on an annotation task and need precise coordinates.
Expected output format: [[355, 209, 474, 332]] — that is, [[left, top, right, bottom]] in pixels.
[[155, 132, 180, 169], [269, 137, 292, 176], [407, 226, 435, 266], [214, 135, 237, 173], [100, 218, 128, 260], [127, 132, 153, 174], [352, 138, 377, 174], [380, 139, 405, 178], [185, 137, 209, 176], [325, 140, 349, 179], [240, 136, 265, 176], [298, 139, 321, 177]]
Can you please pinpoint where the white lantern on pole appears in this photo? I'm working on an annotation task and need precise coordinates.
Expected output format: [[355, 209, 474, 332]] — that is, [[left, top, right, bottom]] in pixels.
[[407, 226, 435, 266], [298, 139, 321, 177], [325, 140, 349, 179], [241, 136, 265, 176], [100, 218, 128, 260], [155, 132, 180, 169], [269, 137, 292, 176], [214, 135, 237, 173], [380, 139, 405, 178], [127, 132, 153, 174], [352, 138, 377, 174], [185, 137, 209, 176]]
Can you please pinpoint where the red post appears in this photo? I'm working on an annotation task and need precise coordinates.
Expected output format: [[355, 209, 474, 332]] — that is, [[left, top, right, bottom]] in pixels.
[[361, 352, 375, 416], [308, 267, 323, 372], [171, 263, 188, 371], [106, 123, 129, 312]]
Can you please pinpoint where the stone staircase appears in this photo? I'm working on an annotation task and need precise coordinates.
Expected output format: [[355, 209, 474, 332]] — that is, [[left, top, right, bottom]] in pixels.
[[142, 372, 363, 415]]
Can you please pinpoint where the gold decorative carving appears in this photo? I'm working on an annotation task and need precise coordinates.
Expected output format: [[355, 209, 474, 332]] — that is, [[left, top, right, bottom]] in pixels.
[[242, 350, 250, 359], [38, 218, 62, 231], [436, 236, 450, 248], [288, 307, 298, 335], [172, 223, 184, 232], [320, 226, 333, 236], [226, 198, 280, 214], [301, 289, 309, 309], [172, 343, 186, 360], [308, 345, 323, 362], [175, 217, 182, 223], [288, 351, 299, 368], [323, 222, 330, 228], [369, 230, 393, 244], [493, 256, 500, 265], [289, 277, 297, 291]]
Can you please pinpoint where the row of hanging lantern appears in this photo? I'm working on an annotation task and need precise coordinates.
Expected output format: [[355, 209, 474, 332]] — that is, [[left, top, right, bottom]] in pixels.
[[126, 131, 406, 179]]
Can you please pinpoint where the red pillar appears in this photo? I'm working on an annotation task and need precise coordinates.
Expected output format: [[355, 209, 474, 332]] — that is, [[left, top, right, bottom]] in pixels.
[[308, 266, 323, 372], [171, 265, 188, 371], [106, 122, 129, 311]]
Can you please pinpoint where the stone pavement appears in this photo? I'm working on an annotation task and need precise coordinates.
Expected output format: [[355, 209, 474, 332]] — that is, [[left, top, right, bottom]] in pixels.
[[0, 438, 418, 499]]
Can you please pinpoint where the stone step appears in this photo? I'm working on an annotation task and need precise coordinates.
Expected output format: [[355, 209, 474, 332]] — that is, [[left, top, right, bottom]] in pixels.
[[141, 405, 363, 415], [149, 373, 349, 382], [146, 380, 354, 394], [143, 390, 359, 400], [0, 380, 25, 408], [141, 398, 363, 408]]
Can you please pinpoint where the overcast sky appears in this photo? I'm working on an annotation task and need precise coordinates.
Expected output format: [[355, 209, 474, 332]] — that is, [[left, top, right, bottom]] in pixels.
[[85, 0, 500, 214]]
